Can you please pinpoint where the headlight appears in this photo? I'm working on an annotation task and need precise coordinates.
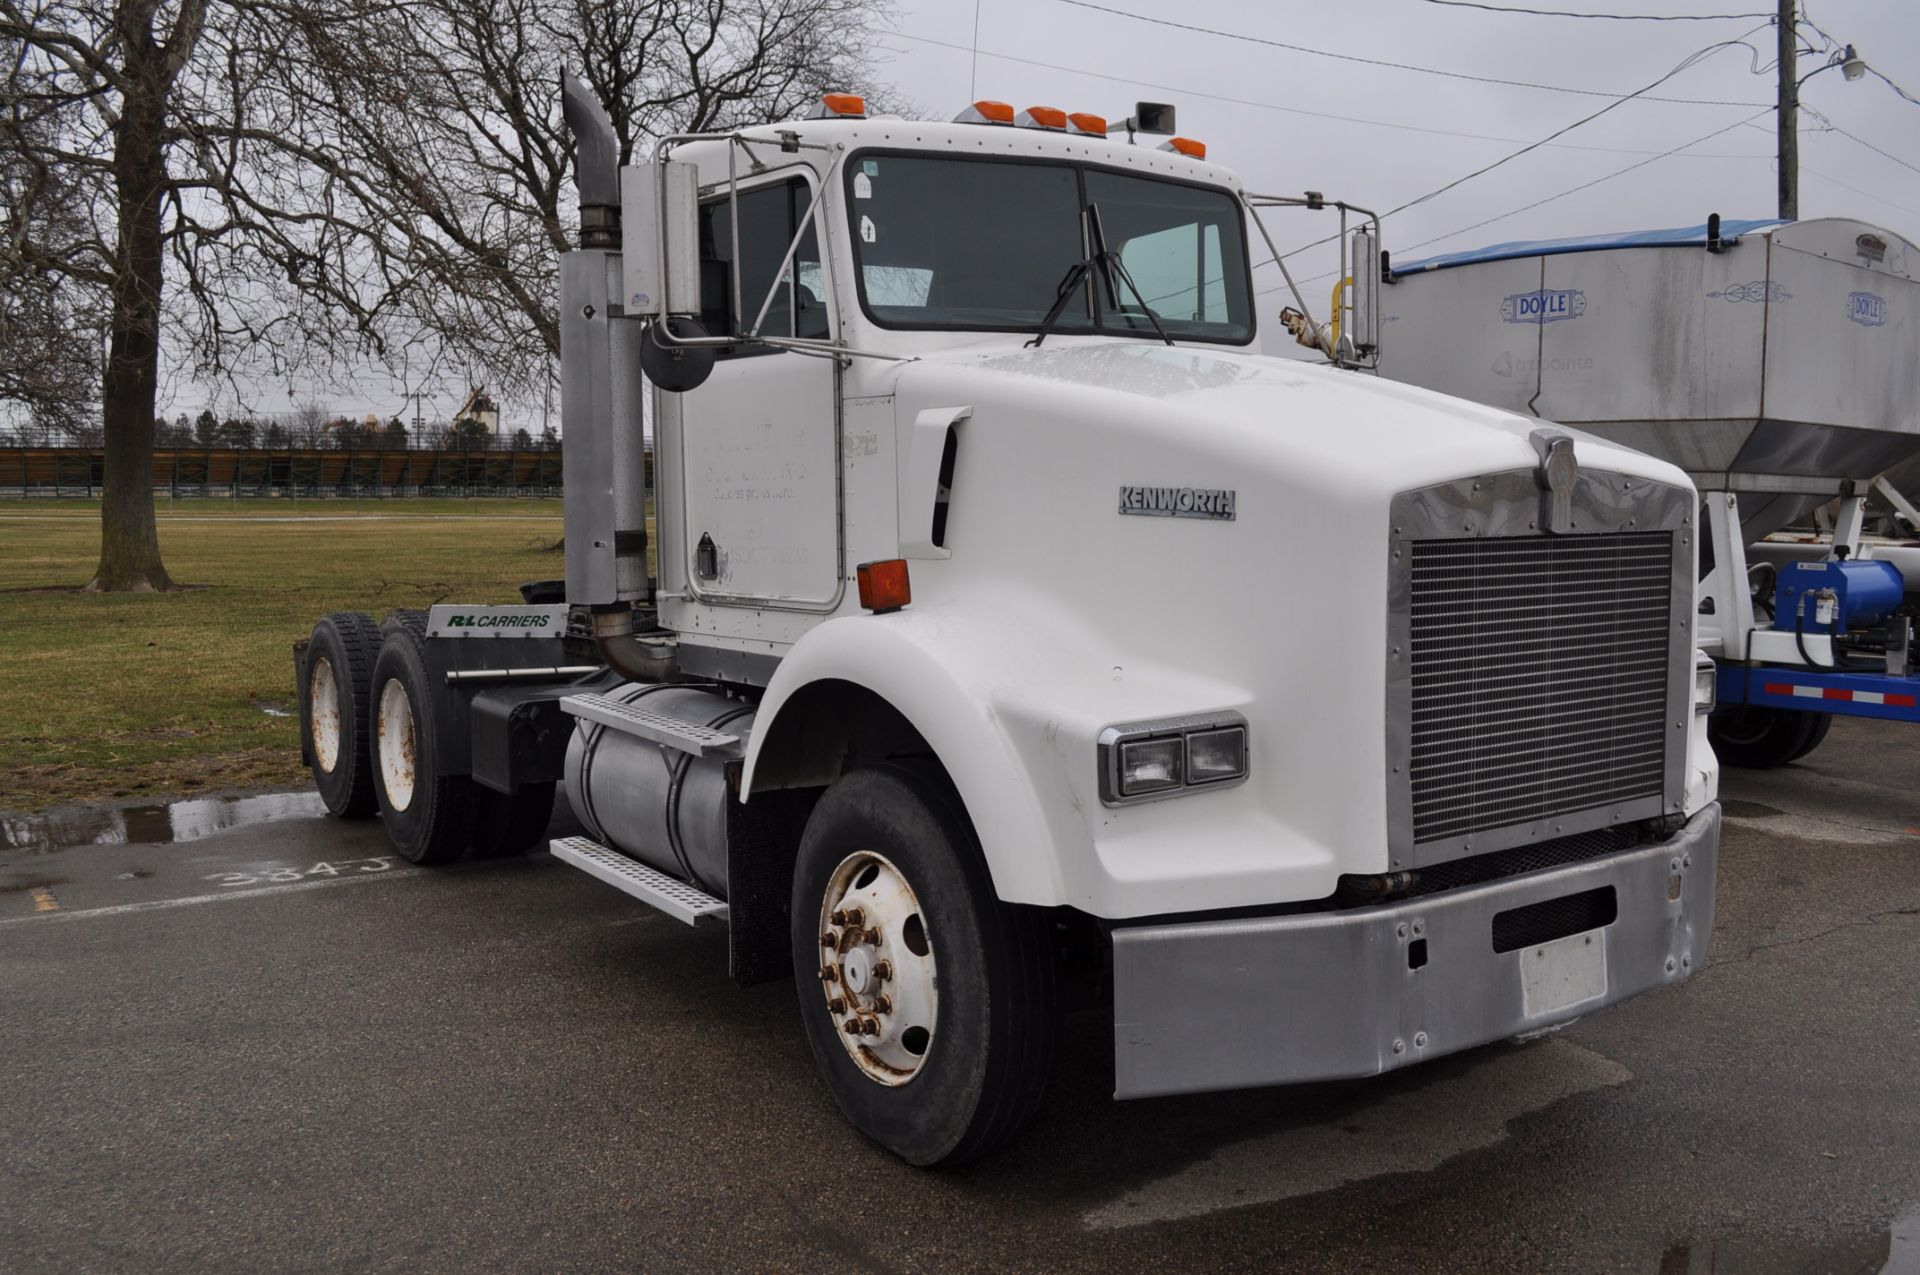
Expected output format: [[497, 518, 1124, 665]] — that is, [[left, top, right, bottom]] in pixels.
[[1100, 713, 1249, 806], [1694, 654, 1717, 715]]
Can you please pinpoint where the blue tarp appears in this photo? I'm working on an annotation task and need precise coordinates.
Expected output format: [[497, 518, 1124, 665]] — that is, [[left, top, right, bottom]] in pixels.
[[1393, 219, 1788, 275]]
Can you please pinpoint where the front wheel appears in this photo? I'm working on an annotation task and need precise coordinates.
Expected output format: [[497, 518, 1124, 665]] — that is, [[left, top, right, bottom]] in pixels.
[[790, 765, 1059, 1166]]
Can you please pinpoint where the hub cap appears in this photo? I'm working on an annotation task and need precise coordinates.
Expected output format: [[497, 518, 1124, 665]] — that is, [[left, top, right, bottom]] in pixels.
[[377, 679, 417, 812], [309, 657, 341, 775], [819, 851, 937, 1085]]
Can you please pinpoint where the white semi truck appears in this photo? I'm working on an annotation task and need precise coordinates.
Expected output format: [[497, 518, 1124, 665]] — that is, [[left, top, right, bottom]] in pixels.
[[294, 81, 1721, 1165]]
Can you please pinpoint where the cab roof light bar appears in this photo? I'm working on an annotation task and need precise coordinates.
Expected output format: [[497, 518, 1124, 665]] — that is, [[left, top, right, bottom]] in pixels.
[[1068, 112, 1108, 138], [1158, 136, 1207, 160], [810, 92, 867, 119], [1016, 105, 1068, 131], [953, 100, 1016, 125]]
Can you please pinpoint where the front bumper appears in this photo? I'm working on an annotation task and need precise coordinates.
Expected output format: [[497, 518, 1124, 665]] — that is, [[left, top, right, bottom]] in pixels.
[[1111, 804, 1720, 1099]]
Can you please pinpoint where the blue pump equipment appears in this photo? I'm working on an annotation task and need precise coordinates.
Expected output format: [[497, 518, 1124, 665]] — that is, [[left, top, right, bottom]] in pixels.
[[1772, 555, 1906, 636]]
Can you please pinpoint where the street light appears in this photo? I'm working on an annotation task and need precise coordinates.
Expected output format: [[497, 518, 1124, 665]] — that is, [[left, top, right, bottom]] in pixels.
[[1841, 44, 1867, 82]]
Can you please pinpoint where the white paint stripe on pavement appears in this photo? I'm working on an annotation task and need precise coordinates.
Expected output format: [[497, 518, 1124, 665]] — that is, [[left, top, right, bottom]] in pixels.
[[0, 867, 426, 927]]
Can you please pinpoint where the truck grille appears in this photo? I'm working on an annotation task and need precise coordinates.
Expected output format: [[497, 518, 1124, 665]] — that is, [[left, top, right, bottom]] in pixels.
[[1408, 532, 1673, 845]]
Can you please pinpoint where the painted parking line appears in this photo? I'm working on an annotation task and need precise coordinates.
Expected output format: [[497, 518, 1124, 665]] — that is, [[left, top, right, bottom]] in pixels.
[[0, 867, 425, 928]]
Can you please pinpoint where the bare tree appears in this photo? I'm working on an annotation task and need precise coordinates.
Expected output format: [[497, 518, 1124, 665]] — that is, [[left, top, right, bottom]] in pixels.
[[292, 0, 899, 392], [1, 0, 895, 590]]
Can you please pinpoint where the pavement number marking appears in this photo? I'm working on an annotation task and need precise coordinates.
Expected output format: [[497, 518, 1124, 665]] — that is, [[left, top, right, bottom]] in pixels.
[[205, 857, 396, 888]]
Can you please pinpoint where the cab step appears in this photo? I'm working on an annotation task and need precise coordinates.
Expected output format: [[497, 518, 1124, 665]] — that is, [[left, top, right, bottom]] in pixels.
[[560, 692, 744, 758], [549, 835, 729, 925]]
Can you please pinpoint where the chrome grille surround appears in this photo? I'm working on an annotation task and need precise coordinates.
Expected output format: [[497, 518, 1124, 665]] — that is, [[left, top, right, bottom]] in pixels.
[[1385, 467, 1695, 870]]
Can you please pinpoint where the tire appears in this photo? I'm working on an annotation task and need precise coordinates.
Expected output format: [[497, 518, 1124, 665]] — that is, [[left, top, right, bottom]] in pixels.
[[790, 764, 1059, 1166], [1787, 711, 1834, 762], [302, 612, 381, 818], [470, 781, 557, 858], [1708, 705, 1823, 769], [369, 621, 478, 864]]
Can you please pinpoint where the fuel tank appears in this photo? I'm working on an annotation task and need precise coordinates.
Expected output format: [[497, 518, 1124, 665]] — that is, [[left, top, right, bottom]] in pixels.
[[563, 683, 755, 897]]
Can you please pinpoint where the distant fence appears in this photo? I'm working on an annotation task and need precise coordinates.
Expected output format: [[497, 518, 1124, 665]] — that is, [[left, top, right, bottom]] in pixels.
[[1, 446, 569, 498]]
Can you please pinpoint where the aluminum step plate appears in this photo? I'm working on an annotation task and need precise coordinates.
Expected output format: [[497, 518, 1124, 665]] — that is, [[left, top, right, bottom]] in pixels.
[[549, 836, 728, 926], [559, 693, 744, 758]]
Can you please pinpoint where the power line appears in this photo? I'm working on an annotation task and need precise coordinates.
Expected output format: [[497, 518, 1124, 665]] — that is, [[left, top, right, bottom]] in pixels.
[[1868, 67, 1920, 109], [893, 31, 1770, 160], [1264, 107, 1773, 292], [1798, 161, 1920, 222], [1046, 0, 1769, 107], [1812, 117, 1920, 178], [1419, 0, 1771, 19]]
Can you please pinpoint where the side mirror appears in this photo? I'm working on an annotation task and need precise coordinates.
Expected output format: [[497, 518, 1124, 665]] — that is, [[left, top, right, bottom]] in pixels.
[[620, 161, 700, 320], [1348, 227, 1381, 361]]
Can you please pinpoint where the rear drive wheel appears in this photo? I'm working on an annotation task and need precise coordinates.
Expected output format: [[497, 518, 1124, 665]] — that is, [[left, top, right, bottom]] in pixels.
[[1787, 711, 1834, 762], [370, 622, 477, 863], [471, 782, 557, 858], [790, 765, 1059, 1166], [302, 612, 381, 818], [1708, 705, 1822, 769]]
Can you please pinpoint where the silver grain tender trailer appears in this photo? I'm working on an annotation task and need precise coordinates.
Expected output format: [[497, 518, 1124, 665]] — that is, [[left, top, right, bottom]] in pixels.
[[293, 80, 1722, 1164], [1377, 217, 1920, 767]]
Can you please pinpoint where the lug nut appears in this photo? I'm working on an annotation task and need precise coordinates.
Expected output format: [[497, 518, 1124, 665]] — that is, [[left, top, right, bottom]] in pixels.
[[828, 997, 846, 1014], [820, 967, 837, 982], [873, 959, 892, 981], [820, 933, 836, 948], [843, 1020, 861, 1035], [862, 1018, 880, 1036], [873, 995, 893, 1015], [830, 910, 846, 926], [842, 907, 865, 927]]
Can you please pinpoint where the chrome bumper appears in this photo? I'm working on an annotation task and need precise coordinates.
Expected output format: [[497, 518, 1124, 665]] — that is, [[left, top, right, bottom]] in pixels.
[[1111, 804, 1720, 1099]]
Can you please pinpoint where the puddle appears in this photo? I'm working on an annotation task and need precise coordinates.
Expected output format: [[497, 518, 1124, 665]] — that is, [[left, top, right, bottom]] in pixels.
[[0, 791, 326, 853], [1659, 1202, 1919, 1274]]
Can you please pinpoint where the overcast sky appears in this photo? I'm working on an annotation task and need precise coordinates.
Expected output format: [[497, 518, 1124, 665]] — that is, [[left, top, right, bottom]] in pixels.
[[164, 0, 1920, 426]]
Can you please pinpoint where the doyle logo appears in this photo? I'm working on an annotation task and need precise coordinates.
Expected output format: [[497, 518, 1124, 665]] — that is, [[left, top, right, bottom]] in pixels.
[[447, 613, 552, 630], [1502, 288, 1586, 324], [1118, 486, 1236, 520], [1847, 291, 1887, 327]]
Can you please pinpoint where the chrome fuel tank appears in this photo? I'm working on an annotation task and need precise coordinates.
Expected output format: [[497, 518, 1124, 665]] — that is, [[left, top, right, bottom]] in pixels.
[[563, 684, 755, 897]]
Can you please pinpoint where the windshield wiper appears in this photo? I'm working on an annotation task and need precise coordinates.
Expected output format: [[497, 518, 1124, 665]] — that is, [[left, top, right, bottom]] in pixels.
[[1026, 204, 1178, 350], [1088, 202, 1175, 347], [1025, 258, 1094, 350]]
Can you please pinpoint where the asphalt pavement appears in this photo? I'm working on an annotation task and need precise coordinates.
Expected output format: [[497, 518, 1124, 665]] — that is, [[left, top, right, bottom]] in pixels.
[[3, 718, 1917, 1273]]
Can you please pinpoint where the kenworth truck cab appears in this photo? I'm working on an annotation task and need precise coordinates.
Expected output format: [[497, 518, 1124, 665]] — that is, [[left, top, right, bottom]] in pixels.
[[293, 82, 1721, 1165]]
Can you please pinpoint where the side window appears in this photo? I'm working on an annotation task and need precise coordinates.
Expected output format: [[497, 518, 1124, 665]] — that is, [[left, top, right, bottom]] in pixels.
[[697, 176, 830, 350]]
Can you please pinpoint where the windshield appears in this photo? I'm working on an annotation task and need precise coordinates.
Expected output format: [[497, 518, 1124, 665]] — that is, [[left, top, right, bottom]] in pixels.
[[844, 153, 1254, 344]]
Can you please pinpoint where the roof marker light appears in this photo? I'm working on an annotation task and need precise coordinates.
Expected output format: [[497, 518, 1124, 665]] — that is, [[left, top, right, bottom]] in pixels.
[[1158, 136, 1207, 160], [1016, 106, 1068, 131], [811, 93, 867, 119], [1068, 112, 1108, 138], [953, 100, 1016, 125]]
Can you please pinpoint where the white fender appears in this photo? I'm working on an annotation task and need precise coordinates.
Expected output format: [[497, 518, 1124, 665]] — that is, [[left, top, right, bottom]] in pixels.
[[741, 605, 1069, 907]]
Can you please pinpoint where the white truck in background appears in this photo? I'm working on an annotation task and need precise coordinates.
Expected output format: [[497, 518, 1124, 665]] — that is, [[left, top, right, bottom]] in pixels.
[[293, 80, 1721, 1165]]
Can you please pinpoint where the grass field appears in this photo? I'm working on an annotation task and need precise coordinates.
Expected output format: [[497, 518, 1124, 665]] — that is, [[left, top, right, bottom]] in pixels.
[[0, 498, 566, 811]]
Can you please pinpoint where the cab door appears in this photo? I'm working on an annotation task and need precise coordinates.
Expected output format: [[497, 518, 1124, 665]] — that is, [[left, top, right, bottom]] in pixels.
[[673, 172, 840, 608]]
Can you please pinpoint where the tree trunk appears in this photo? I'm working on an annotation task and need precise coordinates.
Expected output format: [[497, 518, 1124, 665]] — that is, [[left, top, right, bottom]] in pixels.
[[87, 13, 175, 592]]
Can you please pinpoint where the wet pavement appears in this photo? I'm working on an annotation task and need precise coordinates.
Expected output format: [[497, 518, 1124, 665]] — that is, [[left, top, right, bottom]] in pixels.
[[2, 717, 1917, 1273]]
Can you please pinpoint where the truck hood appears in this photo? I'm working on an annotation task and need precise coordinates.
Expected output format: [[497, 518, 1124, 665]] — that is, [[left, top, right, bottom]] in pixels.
[[889, 339, 1689, 492]]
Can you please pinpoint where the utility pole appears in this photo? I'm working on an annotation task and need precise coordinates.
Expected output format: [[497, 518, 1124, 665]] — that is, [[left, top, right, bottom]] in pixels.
[[1777, 0, 1798, 220]]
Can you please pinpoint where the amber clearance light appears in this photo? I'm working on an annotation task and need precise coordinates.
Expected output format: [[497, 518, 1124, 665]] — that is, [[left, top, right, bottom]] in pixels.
[[856, 560, 912, 613]]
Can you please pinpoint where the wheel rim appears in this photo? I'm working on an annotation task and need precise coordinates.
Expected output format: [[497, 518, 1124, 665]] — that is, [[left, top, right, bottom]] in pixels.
[[309, 657, 341, 775], [818, 850, 938, 1085], [377, 679, 417, 812]]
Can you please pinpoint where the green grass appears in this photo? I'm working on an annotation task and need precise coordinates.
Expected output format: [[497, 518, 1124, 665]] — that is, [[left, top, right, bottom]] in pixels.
[[0, 498, 566, 811]]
